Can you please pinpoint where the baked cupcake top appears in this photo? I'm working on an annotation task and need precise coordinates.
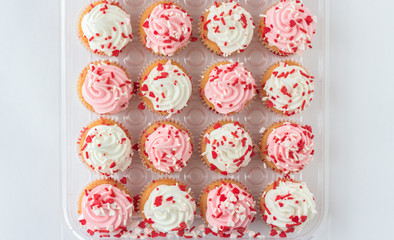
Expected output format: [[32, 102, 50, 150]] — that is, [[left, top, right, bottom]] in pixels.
[[263, 122, 314, 173], [81, 124, 132, 175], [81, 2, 132, 56], [144, 123, 193, 173], [262, 180, 317, 232], [261, 0, 316, 55], [203, 62, 256, 114], [203, 1, 254, 56], [205, 182, 256, 233], [142, 184, 196, 233], [81, 62, 133, 114], [141, 2, 192, 56], [140, 60, 192, 115], [262, 61, 314, 116], [79, 184, 134, 236], [202, 122, 254, 174]]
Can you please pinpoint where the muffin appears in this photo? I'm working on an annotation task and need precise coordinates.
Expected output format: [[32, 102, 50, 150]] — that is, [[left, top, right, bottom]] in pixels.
[[259, 0, 316, 56], [78, 118, 133, 176], [140, 178, 196, 234], [77, 60, 133, 115], [200, 1, 254, 56], [140, 59, 192, 116], [139, 120, 193, 174], [261, 60, 314, 116], [260, 122, 314, 173], [201, 62, 256, 115], [78, 1, 132, 56], [201, 120, 254, 175], [139, 1, 192, 56], [78, 178, 134, 237], [200, 179, 256, 234], [261, 179, 317, 236]]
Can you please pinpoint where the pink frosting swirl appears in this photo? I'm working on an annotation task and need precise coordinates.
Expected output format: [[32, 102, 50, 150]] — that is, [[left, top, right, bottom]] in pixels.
[[204, 62, 256, 114], [144, 123, 192, 173], [82, 62, 133, 114], [262, 0, 316, 55], [265, 122, 314, 173], [206, 182, 256, 233], [142, 2, 192, 56], [79, 184, 133, 236]]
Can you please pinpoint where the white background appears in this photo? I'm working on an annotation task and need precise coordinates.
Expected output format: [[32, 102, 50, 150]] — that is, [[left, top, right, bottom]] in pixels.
[[0, 0, 393, 239]]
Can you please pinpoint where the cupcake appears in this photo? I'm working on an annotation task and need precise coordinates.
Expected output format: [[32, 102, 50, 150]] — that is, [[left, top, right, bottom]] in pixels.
[[260, 122, 314, 173], [139, 120, 193, 174], [200, 1, 254, 57], [78, 118, 133, 176], [259, 0, 316, 56], [261, 179, 317, 236], [139, 1, 192, 56], [200, 179, 256, 234], [201, 120, 254, 175], [140, 59, 192, 116], [201, 62, 256, 115], [78, 178, 134, 237], [77, 60, 133, 115], [261, 60, 314, 116], [140, 178, 196, 234], [78, 1, 132, 56]]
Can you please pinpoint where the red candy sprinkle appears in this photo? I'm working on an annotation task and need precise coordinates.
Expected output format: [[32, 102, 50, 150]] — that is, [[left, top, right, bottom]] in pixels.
[[120, 177, 127, 184], [154, 195, 163, 207]]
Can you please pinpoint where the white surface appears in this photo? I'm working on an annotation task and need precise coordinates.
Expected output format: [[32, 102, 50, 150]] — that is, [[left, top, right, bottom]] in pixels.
[[0, 0, 393, 239]]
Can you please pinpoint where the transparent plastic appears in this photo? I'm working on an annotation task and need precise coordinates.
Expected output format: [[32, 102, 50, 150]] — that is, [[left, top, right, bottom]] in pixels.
[[61, 0, 329, 239]]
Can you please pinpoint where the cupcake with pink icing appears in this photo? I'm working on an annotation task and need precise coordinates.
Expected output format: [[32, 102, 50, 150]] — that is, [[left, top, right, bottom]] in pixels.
[[260, 122, 314, 173], [77, 60, 133, 115], [139, 120, 193, 174], [259, 0, 317, 56], [139, 1, 192, 56], [78, 178, 134, 238], [200, 179, 257, 235], [201, 62, 256, 115]]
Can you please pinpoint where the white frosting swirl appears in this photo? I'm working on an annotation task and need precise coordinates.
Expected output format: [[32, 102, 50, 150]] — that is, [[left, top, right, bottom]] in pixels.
[[81, 3, 132, 56], [203, 123, 253, 174], [82, 125, 132, 175], [141, 61, 192, 115], [263, 181, 317, 232], [143, 184, 196, 233], [205, 2, 254, 56], [262, 62, 314, 115]]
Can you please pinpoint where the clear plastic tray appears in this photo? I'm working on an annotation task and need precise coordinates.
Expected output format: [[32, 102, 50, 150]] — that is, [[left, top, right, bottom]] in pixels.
[[61, 0, 329, 239]]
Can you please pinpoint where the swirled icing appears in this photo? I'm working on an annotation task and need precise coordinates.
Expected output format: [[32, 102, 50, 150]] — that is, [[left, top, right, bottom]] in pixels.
[[82, 124, 133, 175], [203, 123, 254, 174], [261, 0, 316, 55], [141, 60, 192, 115], [144, 123, 192, 173], [81, 3, 132, 56], [142, 2, 192, 56], [79, 184, 134, 236], [262, 180, 317, 232], [204, 2, 254, 56], [143, 184, 196, 233], [265, 122, 314, 173], [82, 62, 133, 114], [206, 182, 256, 233], [262, 62, 314, 116], [204, 62, 256, 114]]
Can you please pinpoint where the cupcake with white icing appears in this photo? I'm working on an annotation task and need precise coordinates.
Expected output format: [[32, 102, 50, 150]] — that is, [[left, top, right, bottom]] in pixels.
[[261, 60, 314, 116], [261, 179, 317, 237], [78, 1, 132, 56], [139, 178, 196, 235], [200, 1, 254, 57], [140, 59, 192, 116], [78, 117, 133, 176], [201, 120, 255, 175]]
